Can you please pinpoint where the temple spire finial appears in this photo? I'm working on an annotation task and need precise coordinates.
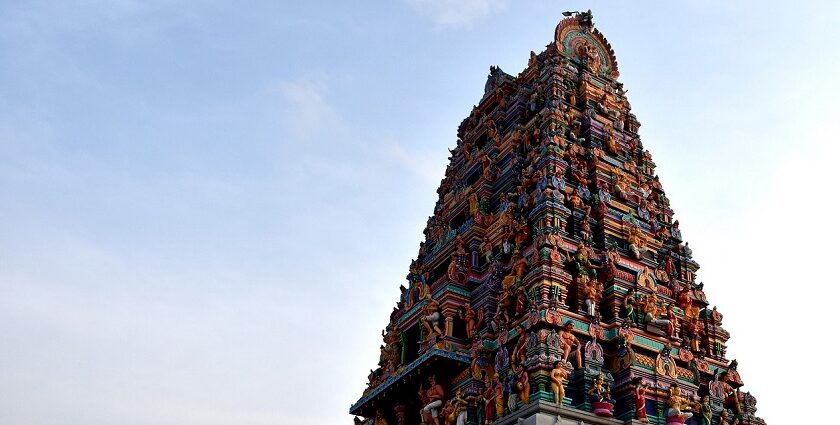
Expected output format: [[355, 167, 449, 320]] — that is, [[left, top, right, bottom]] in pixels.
[[562, 9, 593, 29]]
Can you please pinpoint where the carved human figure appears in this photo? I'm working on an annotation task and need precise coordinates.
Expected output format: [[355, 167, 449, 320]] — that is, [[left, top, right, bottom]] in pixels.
[[482, 379, 495, 425], [461, 305, 484, 339], [421, 299, 443, 340], [447, 390, 468, 425], [622, 288, 637, 321], [665, 385, 692, 420], [510, 250, 529, 284], [579, 210, 592, 241], [676, 285, 692, 312], [495, 286, 514, 325], [632, 378, 649, 423], [508, 326, 527, 365], [506, 368, 518, 412], [515, 364, 530, 405], [480, 237, 494, 263], [440, 402, 454, 425], [698, 396, 713, 425], [615, 320, 635, 369], [558, 321, 582, 368], [624, 223, 646, 259], [684, 318, 704, 353], [604, 127, 618, 154], [567, 190, 585, 210], [614, 171, 631, 200], [717, 409, 738, 425], [582, 279, 603, 317], [549, 361, 570, 405], [514, 286, 528, 316], [418, 374, 445, 425], [719, 371, 743, 417], [468, 192, 479, 217], [655, 343, 677, 378], [643, 296, 675, 337], [588, 373, 613, 404], [572, 242, 599, 282], [493, 377, 505, 418], [666, 306, 679, 339]]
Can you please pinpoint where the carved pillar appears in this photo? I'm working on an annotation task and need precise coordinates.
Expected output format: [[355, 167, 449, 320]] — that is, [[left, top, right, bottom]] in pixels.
[[443, 307, 457, 337]]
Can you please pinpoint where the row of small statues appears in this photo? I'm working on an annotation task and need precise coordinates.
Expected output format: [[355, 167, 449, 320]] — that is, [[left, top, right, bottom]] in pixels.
[[405, 370, 742, 425]]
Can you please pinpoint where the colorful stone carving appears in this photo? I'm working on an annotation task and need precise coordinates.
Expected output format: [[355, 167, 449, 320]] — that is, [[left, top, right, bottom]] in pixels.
[[350, 12, 764, 425], [550, 361, 572, 405], [588, 373, 615, 417]]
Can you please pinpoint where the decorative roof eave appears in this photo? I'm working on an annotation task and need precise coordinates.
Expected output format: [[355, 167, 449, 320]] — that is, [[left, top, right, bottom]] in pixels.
[[349, 348, 470, 415]]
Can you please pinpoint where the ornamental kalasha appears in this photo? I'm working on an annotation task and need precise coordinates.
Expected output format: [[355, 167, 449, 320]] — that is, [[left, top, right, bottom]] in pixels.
[[351, 10, 764, 425]]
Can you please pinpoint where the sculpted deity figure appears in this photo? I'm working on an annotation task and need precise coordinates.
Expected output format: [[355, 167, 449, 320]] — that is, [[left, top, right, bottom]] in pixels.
[[597, 244, 616, 279], [676, 285, 692, 312], [579, 210, 592, 242], [480, 237, 494, 263], [511, 328, 528, 366], [461, 304, 484, 339], [493, 377, 505, 418], [418, 374, 445, 425], [614, 171, 631, 201], [481, 379, 495, 425], [717, 409, 739, 425], [684, 318, 704, 353], [631, 377, 649, 423], [655, 344, 677, 378], [698, 396, 713, 425], [515, 364, 530, 405], [664, 254, 675, 277], [571, 242, 599, 282], [559, 321, 582, 368], [495, 285, 514, 325], [642, 296, 675, 337], [666, 306, 679, 338], [603, 127, 619, 155], [498, 201, 517, 229], [665, 384, 694, 420], [624, 223, 646, 259], [615, 320, 636, 370], [582, 279, 603, 317], [588, 373, 614, 406], [719, 371, 743, 417], [622, 288, 637, 321], [514, 286, 528, 316], [510, 251, 529, 284], [569, 187, 586, 210], [421, 299, 443, 341], [506, 367, 518, 412], [440, 402, 454, 425], [446, 390, 468, 425], [549, 361, 571, 405]]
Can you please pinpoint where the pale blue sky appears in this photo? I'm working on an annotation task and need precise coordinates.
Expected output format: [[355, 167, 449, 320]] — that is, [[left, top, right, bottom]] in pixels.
[[1, 1, 837, 424]]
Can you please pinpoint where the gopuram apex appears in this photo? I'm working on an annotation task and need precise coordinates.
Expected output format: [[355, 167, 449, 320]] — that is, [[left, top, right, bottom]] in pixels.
[[351, 11, 764, 425]]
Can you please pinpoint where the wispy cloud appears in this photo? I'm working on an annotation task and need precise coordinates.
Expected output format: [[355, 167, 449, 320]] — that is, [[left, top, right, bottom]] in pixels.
[[405, 0, 508, 29], [276, 79, 339, 140], [382, 141, 445, 184]]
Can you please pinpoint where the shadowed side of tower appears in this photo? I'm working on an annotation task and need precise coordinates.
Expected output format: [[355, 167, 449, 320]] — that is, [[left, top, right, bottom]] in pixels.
[[351, 11, 764, 425]]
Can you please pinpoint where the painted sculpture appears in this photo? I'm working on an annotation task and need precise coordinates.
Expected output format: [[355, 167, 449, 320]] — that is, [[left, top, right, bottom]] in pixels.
[[550, 361, 571, 405], [351, 11, 764, 425]]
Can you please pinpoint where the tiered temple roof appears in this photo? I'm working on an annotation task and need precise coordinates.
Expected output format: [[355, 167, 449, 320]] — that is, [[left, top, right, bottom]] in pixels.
[[351, 11, 764, 425]]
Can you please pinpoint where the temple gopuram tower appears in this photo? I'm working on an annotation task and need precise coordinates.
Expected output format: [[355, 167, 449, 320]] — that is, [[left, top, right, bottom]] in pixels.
[[351, 11, 764, 425]]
